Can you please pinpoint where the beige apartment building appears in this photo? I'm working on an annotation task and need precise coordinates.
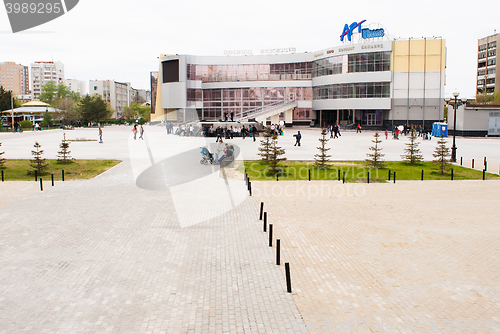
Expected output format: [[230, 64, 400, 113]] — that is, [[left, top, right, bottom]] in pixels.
[[31, 61, 65, 100], [477, 33, 498, 94], [0, 62, 30, 95]]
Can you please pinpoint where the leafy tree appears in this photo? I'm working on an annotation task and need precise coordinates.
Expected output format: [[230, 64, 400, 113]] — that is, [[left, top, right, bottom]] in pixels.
[[401, 130, 423, 165], [257, 128, 273, 162], [57, 97, 80, 126], [57, 133, 72, 163], [267, 133, 286, 176], [39, 81, 58, 104], [78, 94, 112, 124], [432, 135, 450, 175], [0, 142, 5, 167], [41, 112, 53, 128], [0, 86, 20, 111], [123, 103, 151, 122], [30, 141, 48, 175], [365, 132, 385, 168], [314, 128, 331, 168]]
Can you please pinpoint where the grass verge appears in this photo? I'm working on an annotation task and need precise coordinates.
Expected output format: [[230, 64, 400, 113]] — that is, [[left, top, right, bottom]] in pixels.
[[241, 160, 500, 182], [0, 159, 121, 181]]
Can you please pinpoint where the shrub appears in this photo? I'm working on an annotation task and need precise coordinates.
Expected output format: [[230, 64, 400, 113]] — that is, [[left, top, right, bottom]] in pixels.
[[19, 120, 33, 129]]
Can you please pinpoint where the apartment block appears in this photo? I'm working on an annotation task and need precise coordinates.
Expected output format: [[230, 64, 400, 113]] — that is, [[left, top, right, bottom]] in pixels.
[[65, 79, 87, 96], [89, 80, 131, 118], [31, 61, 65, 100], [0, 62, 30, 95], [477, 33, 499, 94]]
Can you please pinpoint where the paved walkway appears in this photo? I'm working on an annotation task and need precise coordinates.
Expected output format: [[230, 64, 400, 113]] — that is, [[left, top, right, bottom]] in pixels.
[[0, 125, 499, 333]]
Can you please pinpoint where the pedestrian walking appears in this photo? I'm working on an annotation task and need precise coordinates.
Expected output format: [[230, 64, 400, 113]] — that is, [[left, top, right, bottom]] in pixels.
[[251, 125, 257, 142], [132, 124, 138, 140], [139, 124, 144, 140], [99, 127, 103, 143], [293, 130, 302, 146], [384, 129, 388, 140], [356, 124, 362, 133]]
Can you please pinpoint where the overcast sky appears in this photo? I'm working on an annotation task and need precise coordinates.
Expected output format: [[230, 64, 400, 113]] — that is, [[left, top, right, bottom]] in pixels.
[[1, 0, 498, 98]]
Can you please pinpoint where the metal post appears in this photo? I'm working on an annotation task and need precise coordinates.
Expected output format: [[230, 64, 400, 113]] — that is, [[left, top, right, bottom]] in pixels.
[[35, 170, 37, 181], [484, 157, 487, 171], [460, 157, 463, 166], [388, 169, 391, 181], [248, 181, 252, 196], [393, 172, 396, 183], [472, 159, 474, 169], [276, 173, 278, 182], [39, 178, 43, 191], [269, 224, 273, 247], [451, 169, 454, 180], [451, 98, 457, 162], [1, 170, 3, 182], [62, 170, 65, 182], [263, 212, 267, 232], [367, 172, 370, 184], [285, 262, 292, 293], [342, 172, 345, 184], [259, 202, 264, 220], [421, 170, 424, 181], [51, 174, 54, 186], [483, 169, 485, 180], [338, 169, 340, 181], [276, 239, 280, 265], [308, 169, 311, 181]]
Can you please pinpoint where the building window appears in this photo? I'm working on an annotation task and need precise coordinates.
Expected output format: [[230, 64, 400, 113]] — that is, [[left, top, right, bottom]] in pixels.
[[487, 59, 496, 66], [313, 82, 390, 100], [488, 50, 496, 57], [478, 70, 486, 76], [479, 44, 487, 51], [488, 41, 497, 49], [487, 68, 496, 75]]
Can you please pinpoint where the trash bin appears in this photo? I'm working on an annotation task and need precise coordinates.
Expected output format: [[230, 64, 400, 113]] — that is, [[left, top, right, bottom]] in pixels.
[[432, 122, 448, 137]]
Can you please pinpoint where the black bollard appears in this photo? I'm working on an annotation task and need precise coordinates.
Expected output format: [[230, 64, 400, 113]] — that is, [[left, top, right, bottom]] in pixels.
[[338, 169, 340, 181], [393, 172, 396, 183], [451, 169, 454, 180], [35, 170, 38, 182], [51, 174, 54, 187], [367, 172, 370, 184], [1, 170, 3, 182], [460, 157, 463, 166], [269, 224, 273, 247], [259, 202, 264, 220], [388, 169, 391, 181], [249, 181, 252, 196], [342, 172, 345, 184], [263, 212, 267, 232], [40, 178, 43, 191], [483, 169, 485, 180], [472, 159, 474, 169], [308, 169, 311, 181], [484, 157, 487, 171], [285, 262, 292, 293], [276, 173, 278, 182], [62, 170, 65, 182], [421, 170, 424, 181], [276, 239, 280, 265]]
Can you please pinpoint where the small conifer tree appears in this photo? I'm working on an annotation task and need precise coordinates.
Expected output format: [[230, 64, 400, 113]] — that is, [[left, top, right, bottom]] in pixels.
[[365, 132, 385, 168], [267, 133, 286, 176], [257, 128, 273, 162], [401, 130, 423, 164], [0, 142, 5, 167], [432, 135, 450, 175], [314, 128, 331, 168], [30, 141, 48, 175], [57, 133, 72, 163]]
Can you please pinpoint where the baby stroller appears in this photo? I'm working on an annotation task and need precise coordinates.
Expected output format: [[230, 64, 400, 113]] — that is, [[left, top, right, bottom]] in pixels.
[[200, 147, 215, 165]]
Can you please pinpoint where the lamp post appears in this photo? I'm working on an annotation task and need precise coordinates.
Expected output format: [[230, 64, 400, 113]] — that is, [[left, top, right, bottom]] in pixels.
[[444, 92, 467, 162]]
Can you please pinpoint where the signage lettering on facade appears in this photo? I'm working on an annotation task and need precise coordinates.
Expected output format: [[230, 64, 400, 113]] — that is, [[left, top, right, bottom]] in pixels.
[[224, 50, 253, 56], [314, 52, 324, 57], [326, 49, 334, 54], [340, 20, 385, 41], [361, 44, 384, 49], [260, 47, 296, 54]]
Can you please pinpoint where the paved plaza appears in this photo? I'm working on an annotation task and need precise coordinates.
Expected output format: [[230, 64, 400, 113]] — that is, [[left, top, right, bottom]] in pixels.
[[0, 125, 499, 333]]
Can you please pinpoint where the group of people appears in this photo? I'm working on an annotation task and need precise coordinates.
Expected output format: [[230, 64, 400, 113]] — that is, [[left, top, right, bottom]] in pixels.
[[132, 123, 145, 140], [222, 111, 234, 122], [327, 124, 342, 138], [213, 140, 235, 165], [387, 124, 432, 140], [206, 125, 258, 142]]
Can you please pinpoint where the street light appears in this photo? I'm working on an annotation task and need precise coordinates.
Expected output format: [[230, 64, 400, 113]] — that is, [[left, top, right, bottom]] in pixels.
[[444, 92, 467, 162]]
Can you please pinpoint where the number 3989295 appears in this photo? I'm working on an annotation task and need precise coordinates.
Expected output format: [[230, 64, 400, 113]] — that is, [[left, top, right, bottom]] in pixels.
[[5, 2, 62, 14]]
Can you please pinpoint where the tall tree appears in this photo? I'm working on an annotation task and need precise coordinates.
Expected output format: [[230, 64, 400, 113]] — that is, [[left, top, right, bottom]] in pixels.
[[0, 86, 19, 111], [432, 135, 450, 175], [78, 94, 112, 123], [314, 128, 331, 168], [30, 141, 48, 175], [365, 132, 385, 168], [401, 130, 423, 165], [39, 81, 58, 104], [123, 103, 151, 122]]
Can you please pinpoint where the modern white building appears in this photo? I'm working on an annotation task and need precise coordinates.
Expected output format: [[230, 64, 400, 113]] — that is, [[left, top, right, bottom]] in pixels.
[[89, 80, 131, 119], [156, 28, 446, 130], [65, 79, 87, 96], [31, 61, 65, 100]]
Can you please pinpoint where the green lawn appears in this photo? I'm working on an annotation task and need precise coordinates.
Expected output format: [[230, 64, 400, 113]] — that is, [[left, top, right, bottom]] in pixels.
[[0, 159, 121, 181], [241, 160, 500, 182]]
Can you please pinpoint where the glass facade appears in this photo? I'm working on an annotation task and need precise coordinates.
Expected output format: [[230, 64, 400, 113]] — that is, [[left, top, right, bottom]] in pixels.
[[187, 62, 312, 82], [197, 87, 312, 120], [313, 51, 391, 77], [313, 82, 390, 100]]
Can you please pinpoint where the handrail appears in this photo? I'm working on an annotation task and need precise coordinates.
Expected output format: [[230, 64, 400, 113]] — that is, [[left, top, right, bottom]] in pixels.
[[240, 99, 297, 120]]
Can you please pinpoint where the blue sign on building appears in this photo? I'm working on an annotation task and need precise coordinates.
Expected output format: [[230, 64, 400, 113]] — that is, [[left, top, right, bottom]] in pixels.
[[340, 20, 385, 42]]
